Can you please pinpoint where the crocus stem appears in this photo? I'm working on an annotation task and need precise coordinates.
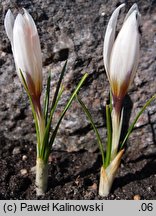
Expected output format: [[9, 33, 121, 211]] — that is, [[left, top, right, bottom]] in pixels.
[[111, 108, 121, 159], [36, 158, 48, 196], [99, 149, 124, 197], [33, 97, 45, 138], [32, 96, 46, 157], [37, 111, 45, 148], [32, 97, 47, 196]]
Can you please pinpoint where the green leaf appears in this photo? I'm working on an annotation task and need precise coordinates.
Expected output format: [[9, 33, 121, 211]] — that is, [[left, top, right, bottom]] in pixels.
[[48, 85, 64, 125], [76, 95, 105, 166], [120, 94, 156, 149], [51, 60, 67, 111], [40, 61, 67, 161], [105, 104, 112, 168], [47, 73, 88, 161], [44, 72, 51, 126], [40, 86, 64, 161]]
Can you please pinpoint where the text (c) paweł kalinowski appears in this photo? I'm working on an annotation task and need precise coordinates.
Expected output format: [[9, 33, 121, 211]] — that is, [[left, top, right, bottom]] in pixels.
[[20, 202, 104, 212]]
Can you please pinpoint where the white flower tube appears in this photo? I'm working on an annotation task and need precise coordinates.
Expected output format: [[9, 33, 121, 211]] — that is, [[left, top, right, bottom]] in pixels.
[[4, 9, 42, 101]]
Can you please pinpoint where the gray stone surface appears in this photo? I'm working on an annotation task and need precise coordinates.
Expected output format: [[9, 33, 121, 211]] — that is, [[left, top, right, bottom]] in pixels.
[[0, 0, 156, 153]]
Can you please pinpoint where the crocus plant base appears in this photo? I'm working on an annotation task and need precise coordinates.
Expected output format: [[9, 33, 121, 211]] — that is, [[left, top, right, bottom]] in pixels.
[[99, 149, 124, 197], [36, 158, 48, 196]]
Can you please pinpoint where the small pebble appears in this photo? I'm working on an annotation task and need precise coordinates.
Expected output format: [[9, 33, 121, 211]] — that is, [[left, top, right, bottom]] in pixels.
[[89, 183, 97, 191], [12, 147, 21, 155], [75, 176, 81, 186], [110, 194, 116, 199], [84, 191, 93, 199], [101, 12, 105, 16], [73, 188, 79, 195], [133, 194, 141, 200], [147, 186, 152, 192], [20, 169, 28, 175], [22, 155, 27, 161]]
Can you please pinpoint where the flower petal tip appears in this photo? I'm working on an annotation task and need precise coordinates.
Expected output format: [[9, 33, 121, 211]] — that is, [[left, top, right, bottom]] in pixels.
[[4, 9, 15, 43]]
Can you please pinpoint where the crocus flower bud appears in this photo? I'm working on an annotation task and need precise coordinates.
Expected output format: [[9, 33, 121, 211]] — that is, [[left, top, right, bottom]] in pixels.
[[4, 9, 42, 100], [104, 4, 141, 104]]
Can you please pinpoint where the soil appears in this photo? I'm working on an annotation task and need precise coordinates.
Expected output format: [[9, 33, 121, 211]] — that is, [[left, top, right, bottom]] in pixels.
[[0, 132, 156, 200]]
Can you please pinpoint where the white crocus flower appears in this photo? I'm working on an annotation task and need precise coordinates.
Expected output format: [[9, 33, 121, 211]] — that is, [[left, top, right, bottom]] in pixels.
[[4, 9, 42, 101], [5, 10, 46, 196], [104, 3, 141, 102], [104, 3, 141, 159], [99, 4, 141, 197]]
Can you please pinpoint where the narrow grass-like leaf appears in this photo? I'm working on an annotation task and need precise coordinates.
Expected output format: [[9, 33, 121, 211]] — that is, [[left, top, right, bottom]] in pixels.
[[47, 73, 88, 161], [19, 69, 41, 156], [105, 104, 112, 168], [120, 94, 156, 149], [49, 85, 64, 124], [76, 95, 105, 166], [41, 61, 67, 160], [40, 86, 64, 161], [51, 60, 67, 111], [44, 72, 51, 126]]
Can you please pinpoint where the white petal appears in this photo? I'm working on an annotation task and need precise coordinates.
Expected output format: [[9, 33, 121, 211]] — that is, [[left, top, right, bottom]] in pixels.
[[124, 4, 141, 29], [4, 9, 15, 44], [124, 3, 138, 22], [103, 3, 125, 79], [13, 12, 42, 96], [23, 8, 38, 36], [23, 9, 42, 91], [13, 14, 33, 79], [110, 10, 140, 94], [31, 34, 42, 92], [23, 9, 42, 72]]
